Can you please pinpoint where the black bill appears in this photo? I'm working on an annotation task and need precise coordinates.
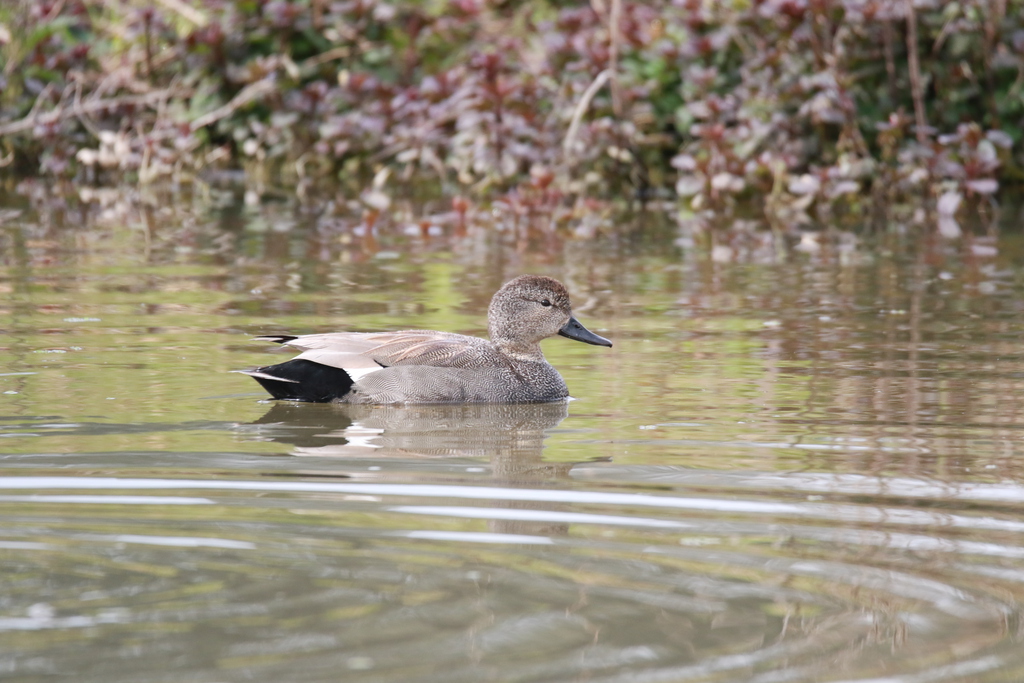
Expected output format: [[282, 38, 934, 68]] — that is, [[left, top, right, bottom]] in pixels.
[[558, 316, 613, 347]]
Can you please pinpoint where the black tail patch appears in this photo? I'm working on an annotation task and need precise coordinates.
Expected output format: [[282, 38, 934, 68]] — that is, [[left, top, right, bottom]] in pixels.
[[250, 359, 354, 402], [255, 335, 300, 344]]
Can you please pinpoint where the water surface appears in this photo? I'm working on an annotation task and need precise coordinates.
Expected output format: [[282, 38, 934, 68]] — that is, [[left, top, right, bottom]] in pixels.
[[2, 187, 1024, 681]]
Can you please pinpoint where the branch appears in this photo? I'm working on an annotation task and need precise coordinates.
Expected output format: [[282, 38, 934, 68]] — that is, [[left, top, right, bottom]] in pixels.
[[0, 88, 182, 136], [189, 78, 276, 131], [608, 0, 622, 117], [191, 45, 356, 131], [155, 0, 208, 26], [0, 45, 352, 139], [904, 0, 928, 143], [299, 46, 352, 73], [563, 69, 613, 158]]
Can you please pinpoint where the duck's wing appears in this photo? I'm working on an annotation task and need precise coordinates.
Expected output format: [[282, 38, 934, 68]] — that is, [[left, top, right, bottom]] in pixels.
[[258, 331, 495, 375]]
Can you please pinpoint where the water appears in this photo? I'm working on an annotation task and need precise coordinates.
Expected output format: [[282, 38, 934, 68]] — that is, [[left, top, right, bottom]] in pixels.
[[2, 186, 1024, 681]]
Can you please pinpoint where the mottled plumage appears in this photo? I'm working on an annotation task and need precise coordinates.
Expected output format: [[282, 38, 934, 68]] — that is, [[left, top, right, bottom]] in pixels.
[[238, 275, 612, 404]]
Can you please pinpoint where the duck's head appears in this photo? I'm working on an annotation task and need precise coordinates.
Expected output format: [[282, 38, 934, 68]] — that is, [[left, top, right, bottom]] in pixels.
[[487, 275, 612, 355]]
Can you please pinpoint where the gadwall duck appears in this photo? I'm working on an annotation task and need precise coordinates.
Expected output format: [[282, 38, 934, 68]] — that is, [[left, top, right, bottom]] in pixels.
[[240, 275, 612, 403]]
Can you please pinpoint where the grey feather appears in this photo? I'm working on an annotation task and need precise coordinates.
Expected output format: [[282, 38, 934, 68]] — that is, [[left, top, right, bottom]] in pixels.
[[240, 275, 612, 404]]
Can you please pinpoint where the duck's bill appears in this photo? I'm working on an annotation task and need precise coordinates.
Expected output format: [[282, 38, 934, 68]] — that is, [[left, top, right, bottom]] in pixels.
[[559, 316, 613, 347]]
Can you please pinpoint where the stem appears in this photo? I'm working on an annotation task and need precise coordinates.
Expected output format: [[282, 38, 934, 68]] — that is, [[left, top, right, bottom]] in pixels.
[[492, 75, 504, 173], [144, 12, 153, 81], [982, 0, 1004, 127], [563, 69, 613, 158], [904, 0, 928, 143], [608, 0, 622, 117], [882, 18, 898, 106]]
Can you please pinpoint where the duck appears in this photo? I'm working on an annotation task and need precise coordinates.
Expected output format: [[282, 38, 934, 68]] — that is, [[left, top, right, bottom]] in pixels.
[[239, 275, 612, 403]]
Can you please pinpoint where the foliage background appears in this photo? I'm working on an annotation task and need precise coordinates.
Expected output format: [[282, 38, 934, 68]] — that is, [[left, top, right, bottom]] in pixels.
[[1, 0, 1022, 233]]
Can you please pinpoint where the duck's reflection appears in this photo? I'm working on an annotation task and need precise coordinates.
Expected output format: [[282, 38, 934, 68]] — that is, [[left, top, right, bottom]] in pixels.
[[250, 401, 579, 536], [252, 401, 566, 455], [253, 400, 581, 466]]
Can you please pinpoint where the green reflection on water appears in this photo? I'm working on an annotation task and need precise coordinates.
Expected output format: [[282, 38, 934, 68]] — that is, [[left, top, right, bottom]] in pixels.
[[1, 193, 1024, 481], [3, 191, 1024, 682]]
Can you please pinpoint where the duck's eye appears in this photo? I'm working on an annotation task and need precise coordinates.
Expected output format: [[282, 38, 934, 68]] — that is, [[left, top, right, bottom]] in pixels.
[[540, 299, 552, 307]]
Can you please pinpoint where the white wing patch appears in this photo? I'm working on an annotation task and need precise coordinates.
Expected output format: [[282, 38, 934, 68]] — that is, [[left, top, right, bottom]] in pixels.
[[234, 369, 299, 383]]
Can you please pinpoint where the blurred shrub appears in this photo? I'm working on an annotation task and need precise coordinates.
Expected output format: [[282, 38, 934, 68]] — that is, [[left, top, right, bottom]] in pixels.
[[0, 0, 1021, 229]]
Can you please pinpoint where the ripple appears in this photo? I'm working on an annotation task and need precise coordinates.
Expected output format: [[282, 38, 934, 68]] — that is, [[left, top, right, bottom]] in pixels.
[[0, 473, 1021, 682]]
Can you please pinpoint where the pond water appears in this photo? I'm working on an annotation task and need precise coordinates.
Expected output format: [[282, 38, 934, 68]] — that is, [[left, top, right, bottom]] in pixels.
[[2, 185, 1024, 682]]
